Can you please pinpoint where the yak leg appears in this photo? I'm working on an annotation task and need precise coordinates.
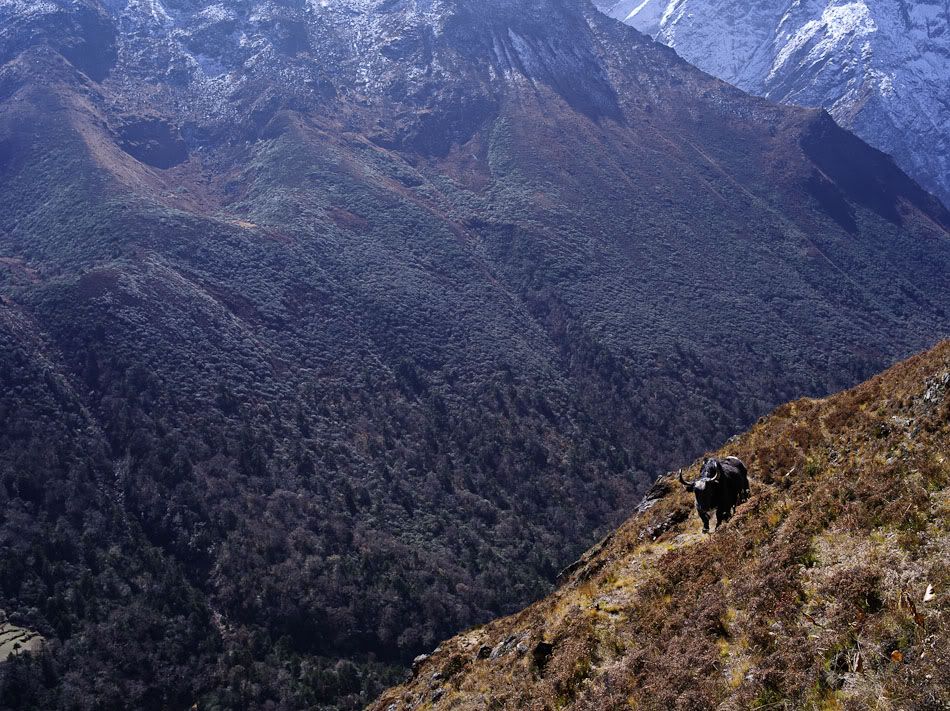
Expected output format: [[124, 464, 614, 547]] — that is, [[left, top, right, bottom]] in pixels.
[[698, 509, 710, 533], [715, 507, 731, 530], [738, 483, 750, 505]]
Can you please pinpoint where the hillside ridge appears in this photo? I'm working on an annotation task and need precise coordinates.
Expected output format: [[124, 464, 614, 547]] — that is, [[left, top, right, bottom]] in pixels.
[[373, 340, 950, 710]]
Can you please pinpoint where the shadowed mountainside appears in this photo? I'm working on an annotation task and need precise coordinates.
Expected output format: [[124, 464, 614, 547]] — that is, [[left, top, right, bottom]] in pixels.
[[0, 0, 949, 708]]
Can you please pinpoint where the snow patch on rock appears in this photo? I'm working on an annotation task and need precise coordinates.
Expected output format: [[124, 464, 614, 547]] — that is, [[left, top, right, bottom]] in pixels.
[[770, 2, 876, 80]]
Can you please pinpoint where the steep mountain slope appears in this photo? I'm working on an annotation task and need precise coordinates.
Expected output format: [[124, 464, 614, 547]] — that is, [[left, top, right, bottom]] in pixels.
[[373, 341, 950, 710], [596, 0, 950, 207], [0, 0, 949, 708]]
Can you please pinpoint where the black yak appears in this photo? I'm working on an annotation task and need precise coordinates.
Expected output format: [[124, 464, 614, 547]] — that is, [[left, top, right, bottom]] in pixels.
[[678, 456, 750, 533]]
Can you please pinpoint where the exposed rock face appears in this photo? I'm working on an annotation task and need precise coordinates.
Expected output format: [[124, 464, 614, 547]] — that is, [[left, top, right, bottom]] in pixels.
[[0, 0, 949, 708], [597, 0, 950, 207]]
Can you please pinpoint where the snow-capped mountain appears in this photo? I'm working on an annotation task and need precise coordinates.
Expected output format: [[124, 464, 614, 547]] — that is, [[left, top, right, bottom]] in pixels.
[[597, 0, 950, 207]]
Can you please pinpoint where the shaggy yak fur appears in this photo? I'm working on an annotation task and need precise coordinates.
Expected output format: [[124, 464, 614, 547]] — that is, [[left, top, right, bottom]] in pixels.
[[679, 456, 750, 532]]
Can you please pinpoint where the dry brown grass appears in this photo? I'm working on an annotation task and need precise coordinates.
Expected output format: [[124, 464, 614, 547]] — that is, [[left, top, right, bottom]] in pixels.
[[370, 341, 950, 711]]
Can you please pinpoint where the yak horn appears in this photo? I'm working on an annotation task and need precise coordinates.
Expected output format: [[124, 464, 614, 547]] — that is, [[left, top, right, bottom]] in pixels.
[[707, 464, 721, 483], [678, 469, 693, 488]]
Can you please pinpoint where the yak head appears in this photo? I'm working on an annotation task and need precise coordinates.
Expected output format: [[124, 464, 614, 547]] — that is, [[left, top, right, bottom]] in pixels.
[[679, 458, 722, 494]]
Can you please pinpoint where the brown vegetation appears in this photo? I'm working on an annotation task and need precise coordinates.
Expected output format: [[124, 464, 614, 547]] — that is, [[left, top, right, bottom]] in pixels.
[[373, 341, 950, 710]]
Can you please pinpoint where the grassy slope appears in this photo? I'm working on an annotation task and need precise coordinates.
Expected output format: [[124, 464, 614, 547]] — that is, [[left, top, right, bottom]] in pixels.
[[373, 340, 950, 710]]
